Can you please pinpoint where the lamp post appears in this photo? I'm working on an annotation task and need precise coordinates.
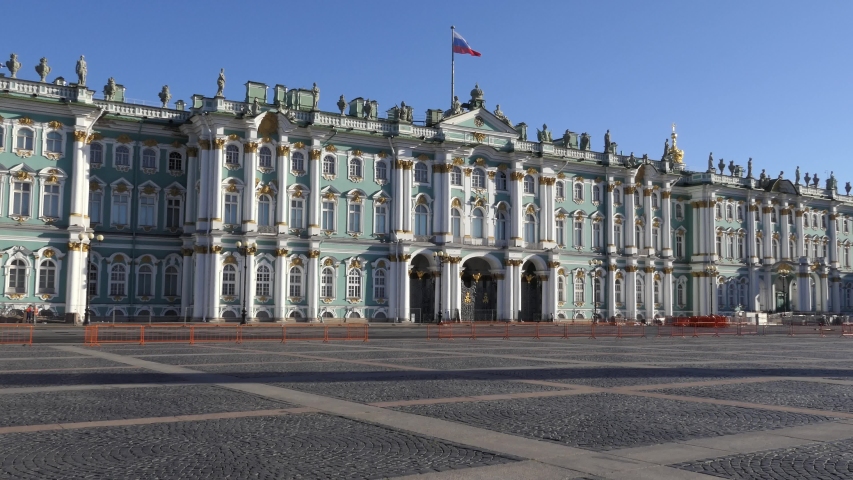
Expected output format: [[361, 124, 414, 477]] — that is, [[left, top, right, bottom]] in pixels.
[[778, 264, 792, 313], [705, 265, 718, 315], [80, 231, 103, 326], [235, 241, 253, 325], [433, 251, 447, 323], [588, 259, 603, 322]]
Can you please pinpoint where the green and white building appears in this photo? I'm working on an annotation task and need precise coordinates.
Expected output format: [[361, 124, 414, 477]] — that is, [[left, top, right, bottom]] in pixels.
[[1, 60, 851, 322]]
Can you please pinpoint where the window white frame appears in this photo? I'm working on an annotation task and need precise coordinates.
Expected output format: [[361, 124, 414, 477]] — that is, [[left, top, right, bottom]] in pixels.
[[472, 168, 486, 189], [373, 201, 388, 234], [222, 264, 237, 296], [225, 144, 241, 166], [15, 126, 35, 153], [495, 171, 507, 191], [320, 266, 335, 299], [573, 219, 583, 247], [349, 157, 363, 180], [523, 175, 535, 194], [471, 208, 485, 238], [138, 184, 160, 229], [258, 147, 272, 169], [137, 264, 154, 297], [164, 189, 183, 229], [556, 218, 565, 246], [114, 145, 131, 169], [322, 199, 336, 231], [90, 142, 104, 167], [374, 159, 388, 184], [257, 194, 274, 228], [109, 263, 128, 297], [291, 151, 305, 173], [524, 213, 537, 243], [557, 276, 566, 303], [347, 200, 362, 234], [5, 256, 30, 295], [414, 162, 429, 184], [323, 154, 337, 176], [168, 151, 184, 172], [37, 259, 58, 294], [347, 267, 363, 299], [414, 204, 430, 237], [10, 177, 33, 218], [256, 264, 272, 298], [496, 210, 507, 241], [109, 183, 133, 227], [573, 275, 584, 303], [555, 181, 565, 200], [289, 265, 304, 297], [373, 268, 387, 300], [289, 195, 306, 229], [163, 265, 180, 297], [573, 182, 584, 202], [141, 148, 158, 171]]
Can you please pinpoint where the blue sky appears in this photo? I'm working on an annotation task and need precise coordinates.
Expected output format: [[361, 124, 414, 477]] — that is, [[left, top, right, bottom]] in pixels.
[[4, 1, 851, 187]]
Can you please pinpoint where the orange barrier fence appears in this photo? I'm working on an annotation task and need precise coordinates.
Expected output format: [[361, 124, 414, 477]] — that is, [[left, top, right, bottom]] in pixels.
[[656, 325, 685, 337], [0, 324, 33, 345], [843, 324, 853, 337], [83, 324, 368, 346], [788, 324, 836, 337], [427, 323, 649, 340]]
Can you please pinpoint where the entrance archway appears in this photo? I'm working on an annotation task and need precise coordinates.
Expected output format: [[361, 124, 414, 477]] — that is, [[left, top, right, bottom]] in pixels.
[[409, 254, 435, 322], [460, 257, 497, 321], [520, 261, 542, 321]]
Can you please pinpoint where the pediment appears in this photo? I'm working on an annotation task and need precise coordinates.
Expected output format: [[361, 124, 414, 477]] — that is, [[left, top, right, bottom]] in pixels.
[[765, 179, 797, 195], [438, 108, 517, 136]]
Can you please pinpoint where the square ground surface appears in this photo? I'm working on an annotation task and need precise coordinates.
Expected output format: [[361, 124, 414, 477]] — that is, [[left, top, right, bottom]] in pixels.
[[654, 380, 853, 413], [0, 368, 182, 388], [671, 437, 853, 479], [0, 414, 519, 480], [394, 392, 835, 451], [0, 385, 293, 427]]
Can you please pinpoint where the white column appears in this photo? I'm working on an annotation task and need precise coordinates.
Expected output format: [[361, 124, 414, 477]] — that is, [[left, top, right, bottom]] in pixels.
[[206, 248, 221, 320], [211, 141, 225, 230], [606, 182, 617, 255], [197, 143, 211, 230], [245, 250, 256, 320], [795, 207, 805, 258], [403, 162, 413, 235], [243, 143, 259, 233], [64, 241, 84, 321], [387, 255, 398, 322], [663, 266, 674, 317], [308, 147, 321, 236], [643, 185, 653, 255], [747, 202, 758, 262], [829, 209, 839, 266], [307, 250, 319, 321], [273, 249, 286, 320], [184, 148, 198, 233], [540, 177, 556, 249], [626, 265, 637, 319], [546, 262, 558, 319], [831, 276, 841, 314], [401, 253, 412, 321], [762, 203, 773, 264], [781, 205, 791, 260], [276, 146, 289, 234], [624, 186, 637, 255], [512, 261, 522, 320], [192, 247, 207, 321], [69, 132, 89, 228], [503, 261, 515, 321], [180, 248, 193, 318], [606, 263, 617, 319], [748, 266, 760, 311], [645, 266, 655, 319], [432, 163, 445, 240], [661, 189, 673, 257], [509, 170, 524, 247], [693, 271, 702, 315]]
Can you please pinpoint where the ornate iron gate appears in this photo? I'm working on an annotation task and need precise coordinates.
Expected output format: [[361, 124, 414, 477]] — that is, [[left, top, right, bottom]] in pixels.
[[410, 273, 435, 322], [521, 273, 542, 321]]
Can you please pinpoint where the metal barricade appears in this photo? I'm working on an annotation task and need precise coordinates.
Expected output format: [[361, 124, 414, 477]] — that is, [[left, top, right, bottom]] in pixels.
[[0, 324, 33, 345], [473, 323, 509, 340], [565, 323, 595, 338], [656, 325, 685, 337], [144, 325, 193, 344], [842, 324, 853, 337], [240, 325, 287, 343], [283, 325, 327, 342], [190, 325, 240, 344]]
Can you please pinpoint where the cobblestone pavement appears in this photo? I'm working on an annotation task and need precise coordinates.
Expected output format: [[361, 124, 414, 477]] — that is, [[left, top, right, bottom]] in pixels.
[[653, 380, 853, 413], [672, 437, 853, 479], [1, 334, 852, 479], [0, 414, 519, 480], [0, 385, 293, 427], [394, 393, 834, 451]]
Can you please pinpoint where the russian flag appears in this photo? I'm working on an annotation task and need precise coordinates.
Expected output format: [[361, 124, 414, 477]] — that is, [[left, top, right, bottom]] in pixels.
[[452, 30, 481, 57]]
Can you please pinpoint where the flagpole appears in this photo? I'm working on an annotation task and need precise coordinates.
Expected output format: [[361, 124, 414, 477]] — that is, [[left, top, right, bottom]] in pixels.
[[451, 25, 455, 109]]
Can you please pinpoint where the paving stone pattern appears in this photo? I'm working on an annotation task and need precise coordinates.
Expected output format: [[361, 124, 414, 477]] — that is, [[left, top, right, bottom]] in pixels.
[[672, 437, 853, 479], [192, 360, 400, 379], [0, 385, 293, 427], [485, 366, 737, 387], [395, 393, 834, 451], [0, 368, 181, 388], [0, 414, 519, 480], [654, 380, 853, 413], [0, 357, 127, 371]]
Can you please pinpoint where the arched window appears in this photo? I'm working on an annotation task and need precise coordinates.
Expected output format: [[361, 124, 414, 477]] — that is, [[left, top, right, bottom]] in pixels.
[[375, 161, 387, 181], [450, 167, 462, 186], [347, 202, 362, 233], [472, 209, 484, 238], [46, 131, 63, 154], [715, 203, 723, 219], [224, 193, 239, 225], [772, 239, 780, 261], [675, 203, 683, 220], [728, 282, 737, 307], [322, 311, 335, 319], [347, 268, 362, 299], [142, 148, 156, 169], [524, 214, 537, 243], [291, 151, 305, 172], [613, 188, 622, 205], [90, 143, 104, 166], [16, 128, 34, 150], [635, 225, 643, 248], [716, 235, 723, 257], [321, 267, 335, 298], [633, 190, 640, 207], [164, 265, 179, 297], [675, 232, 684, 258], [289, 310, 302, 319], [594, 278, 602, 303], [523, 175, 535, 194], [41, 181, 59, 218], [323, 155, 337, 175], [652, 227, 660, 251], [496, 211, 507, 241], [115, 145, 130, 166], [614, 223, 623, 250], [38, 260, 56, 294], [651, 192, 659, 209], [556, 218, 565, 245], [726, 204, 733, 220], [574, 219, 583, 247], [168, 152, 183, 171], [374, 269, 386, 300], [574, 276, 584, 303], [221, 265, 236, 296], [717, 280, 725, 307], [349, 158, 363, 178], [289, 266, 303, 297], [636, 277, 644, 304], [757, 237, 763, 258], [256, 265, 271, 297], [258, 147, 272, 168], [414, 205, 429, 236], [654, 280, 661, 304], [472, 169, 485, 189], [573, 182, 583, 201], [258, 195, 272, 227], [677, 283, 686, 306], [374, 204, 387, 234], [557, 277, 566, 302], [225, 145, 240, 164], [496, 171, 507, 190], [290, 197, 304, 228], [615, 278, 623, 303], [414, 162, 428, 183], [556, 181, 565, 199], [321, 199, 335, 231], [451, 208, 461, 238], [88, 261, 99, 296], [738, 205, 745, 222], [109, 264, 126, 296], [593, 185, 601, 203], [137, 265, 153, 296]]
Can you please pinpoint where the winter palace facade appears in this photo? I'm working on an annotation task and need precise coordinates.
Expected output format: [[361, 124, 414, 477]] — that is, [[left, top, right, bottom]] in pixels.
[[1, 60, 852, 323]]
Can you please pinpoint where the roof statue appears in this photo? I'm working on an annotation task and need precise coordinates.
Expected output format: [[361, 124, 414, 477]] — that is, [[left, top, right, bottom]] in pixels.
[[778, 171, 784, 180], [604, 129, 611, 152], [562, 129, 572, 149], [805, 172, 811, 186], [536, 124, 552, 143], [728, 160, 736, 175], [5, 53, 21, 79], [747, 158, 753, 178], [35, 57, 50, 83], [337, 95, 346, 115], [828, 172, 838, 192], [708, 152, 714, 173], [846, 182, 851, 195], [579, 132, 590, 151], [626, 152, 636, 168], [311, 82, 320, 111], [759, 169, 766, 184], [468, 83, 485, 109], [795, 166, 801, 185], [75, 56, 87, 86], [103, 77, 117, 101], [493, 104, 511, 126], [450, 95, 462, 115], [158, 85, 171, 108], [216, 69, 225, 97], [812, 173, 820, 188], [363, 99, 373, 119], [718, 157, 725, 175]]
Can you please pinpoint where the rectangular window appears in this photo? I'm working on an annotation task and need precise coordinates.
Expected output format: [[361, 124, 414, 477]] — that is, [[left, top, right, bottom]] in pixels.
[[556, 220, 565, 246], [574, 221, 583, 247], [139, 196, 155, 227], [322, 201, 335, 231], [224, 194, 238, 225], [42, 184, 60, 218], [89, 192, 102, 224], [12, 182, 31, 217], [846, 247, 851, 267], [38, 267, 56, 293], [290, 199, 304, 228], [166, 198, 181, 228], [348, 203, 361, 233], [374, 205, 387, 234], [675, 234, 684, 258], [112, 193, 129, 225]]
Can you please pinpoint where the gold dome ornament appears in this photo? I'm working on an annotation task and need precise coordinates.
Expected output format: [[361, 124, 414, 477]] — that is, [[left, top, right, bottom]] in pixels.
[[669, 123, 684, 164]]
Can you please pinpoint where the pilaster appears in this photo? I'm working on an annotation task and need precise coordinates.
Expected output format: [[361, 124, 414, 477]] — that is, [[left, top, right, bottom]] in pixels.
[[243, 142, 259, 232]]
